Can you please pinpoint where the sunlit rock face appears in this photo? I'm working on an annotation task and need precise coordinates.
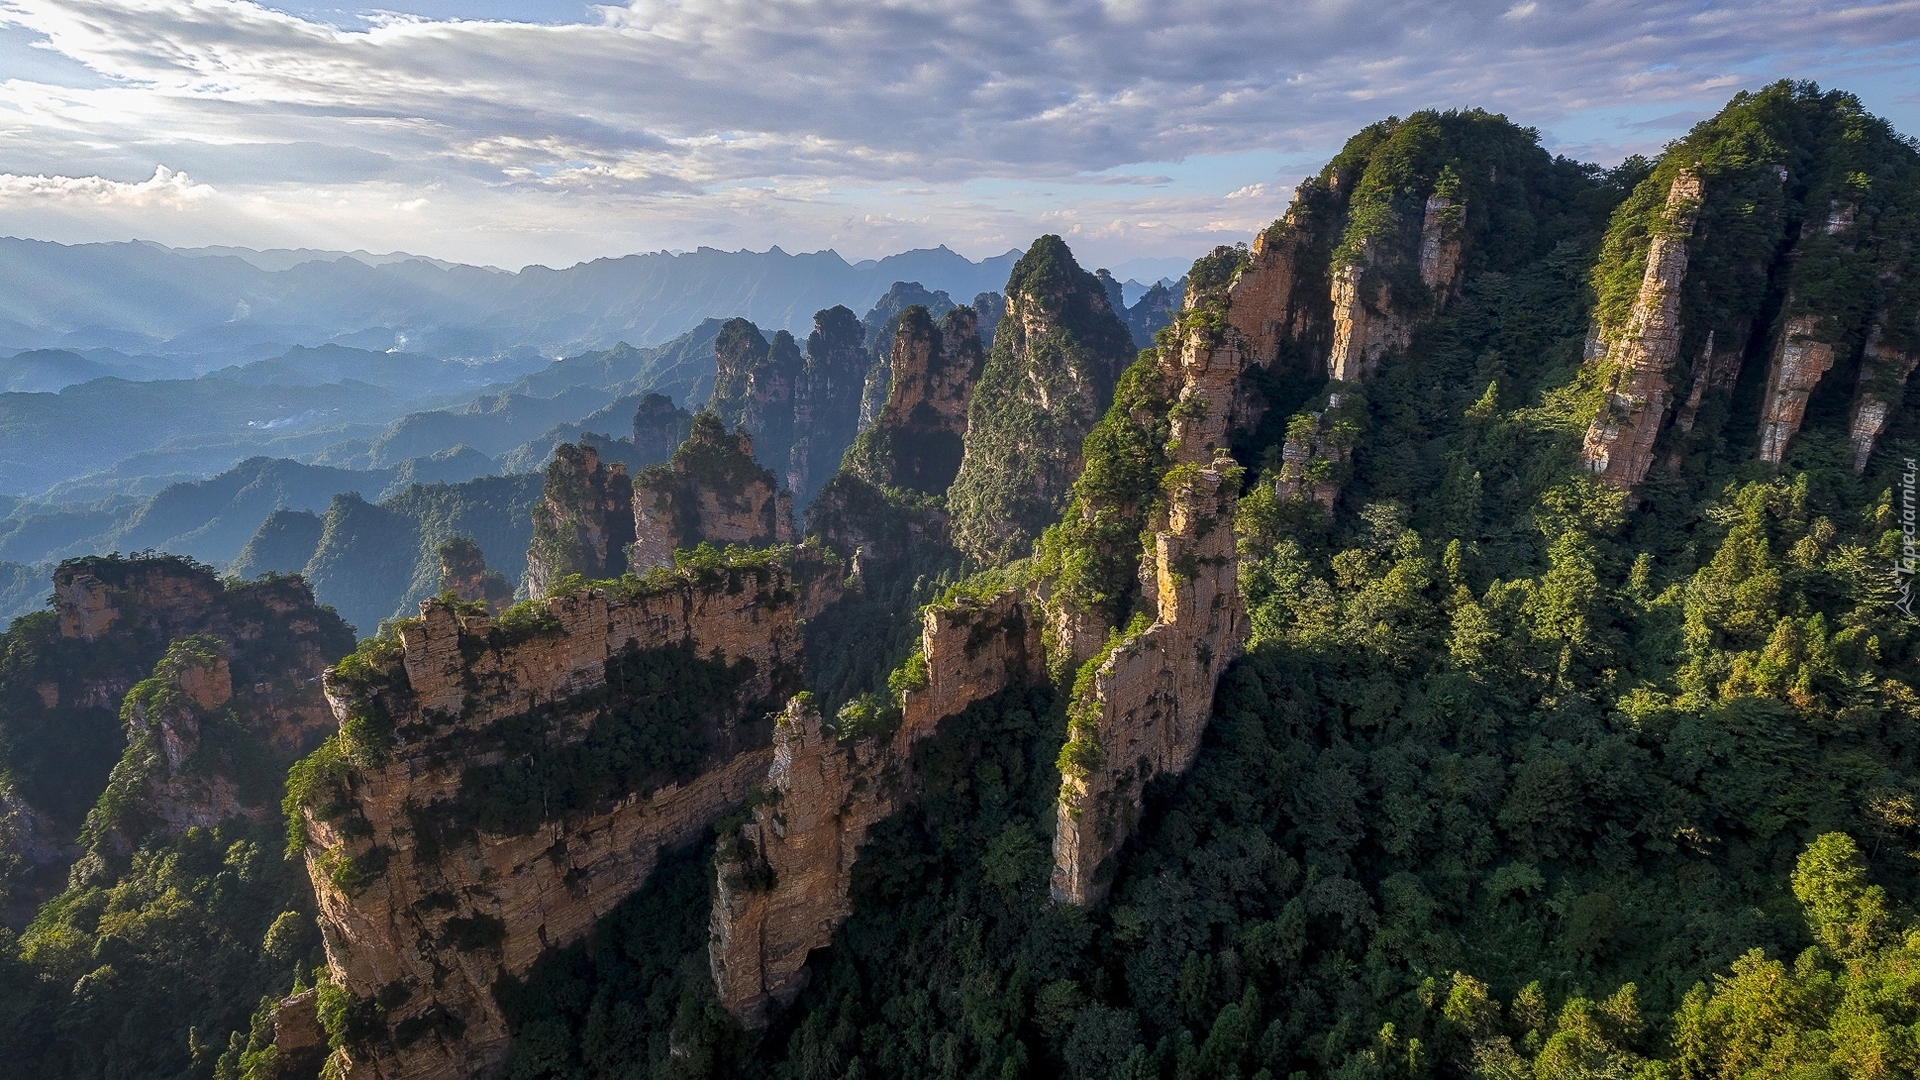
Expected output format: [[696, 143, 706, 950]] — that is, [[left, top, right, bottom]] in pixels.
[[297, 549, 840, 1080]]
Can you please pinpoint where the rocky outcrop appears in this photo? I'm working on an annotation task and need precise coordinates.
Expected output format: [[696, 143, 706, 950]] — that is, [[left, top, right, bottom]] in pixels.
[[1850, 325, 1920, 472], [81, 639, 260, 860], [710, 319, 805, 473], [1273, 393, 1359, 510], [786, 306, 868, 504], [57, 587, 347, 899], [1049, 297, 1250, 905], [857, 283, 958, 434], [973, 290, 1006, 350], [436, 537, 513, 611], [269, 988, 331, 1080], [842, 305, 985, 495], [526, 443, 635, 598], [631, 392, 695, 465], [298, 547, 842, 1080], [54, 556, 222, 642], [1581, 168, 1703, 490], [948, 235, 1138, 564], [710, 587, 1042, 1024], [1326, 191, 1465, 382], [1757, 311, 1840, 464], [631, 413, 795, 572]]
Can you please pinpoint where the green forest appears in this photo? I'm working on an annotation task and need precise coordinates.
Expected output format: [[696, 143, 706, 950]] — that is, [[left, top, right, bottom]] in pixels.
[[2, 80, 1919, 1080], [488, 83, 1920, 1079]]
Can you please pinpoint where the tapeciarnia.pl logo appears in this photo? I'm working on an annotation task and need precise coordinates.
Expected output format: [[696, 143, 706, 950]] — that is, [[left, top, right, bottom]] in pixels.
[[1900, 457, 1918, 620]]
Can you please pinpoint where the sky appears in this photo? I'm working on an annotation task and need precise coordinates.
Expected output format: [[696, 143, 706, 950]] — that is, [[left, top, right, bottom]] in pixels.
[[0, 0, 1916, 272]]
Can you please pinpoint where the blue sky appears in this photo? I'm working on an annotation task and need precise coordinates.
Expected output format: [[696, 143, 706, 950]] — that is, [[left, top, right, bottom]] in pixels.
[[0, 0, 1915, 271]]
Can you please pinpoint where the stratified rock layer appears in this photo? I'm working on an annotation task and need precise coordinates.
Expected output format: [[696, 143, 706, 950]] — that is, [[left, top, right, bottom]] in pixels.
[[1757, 311, 1840, 464], [301, 549, 842, 1080], [1581, 169, 1703, 490], [632, 414, 794, 571], [1050, 309, 1249, 905], [843, 304, 985, 495], [710, 589, 1042, 1024], [526, 442, 634, 598], [1851, 326, 1920, 472]]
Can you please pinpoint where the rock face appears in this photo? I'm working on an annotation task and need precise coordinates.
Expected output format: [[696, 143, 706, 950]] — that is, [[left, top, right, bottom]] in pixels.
[[436, 537, 513, 611], [948, 235, 1138, 564], [80, 634, 335, 861], [298, 548, 842, 1080], [526, 443, 635, 598], [710, 588, 1042, 1024], [2, 556, 352, 923], [710, 319, 805, 473], [857, 282, 959, 434], [1328, 191, 1466, 382], [785, 306, 868, 505], [1050, 296, 1250, 906], [53, 557, 222, 642], [842, 304, 985, 494], [631, 413, 795, 572], [631, 393, 695, 465], [1756, 311, 1840, 464], [1851, 326, 1920, 472], [1581, 168, 1703, 490]]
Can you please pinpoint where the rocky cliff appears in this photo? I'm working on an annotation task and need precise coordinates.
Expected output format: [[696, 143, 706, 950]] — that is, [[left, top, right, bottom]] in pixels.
[[1756, 310, 1840, 465], [436, 536, 513, 611], [78, 630, 336, 865], [1577, 85, 1920, 490], [295, 545, 842, 1080], [525, 442, 635, 598], [1851, 324, 1920, 473], [631, 392, 695, 465], [631, 413, 795, 571], [1047, 283, 1251, 905], [948, 236, 1138, 564], [1328, 190, 1465, 380], [785, 305, 868, 504], [841, 304, 985, 495], [709, 319, 804, 474], [0, 555, 352, 921], [1580, 168, 1703, 490], [710, 585, 1042, 1024]]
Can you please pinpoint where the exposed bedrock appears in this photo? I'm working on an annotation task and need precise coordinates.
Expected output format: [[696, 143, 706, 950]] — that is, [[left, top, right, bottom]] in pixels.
[[1050, 453, 1245, 906], [1581, 168, 1703, 490], [1851, 324, 1920, 472], [1327, 193, 1465, 383], [631, 413, 795, 572], [1757, 310, 1840, 465], [710, 589, 1043, 1025], [842, 304, 985, 495], [526, 442, 634, 599], [298, 549, 840, 1080]]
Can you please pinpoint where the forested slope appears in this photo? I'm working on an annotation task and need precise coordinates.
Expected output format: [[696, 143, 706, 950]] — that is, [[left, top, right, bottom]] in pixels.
[[1, 81, 1917, 1080]]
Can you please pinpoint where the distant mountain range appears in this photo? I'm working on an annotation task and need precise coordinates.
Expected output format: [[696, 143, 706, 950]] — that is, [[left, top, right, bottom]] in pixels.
[[0, 238, 1047, 364]]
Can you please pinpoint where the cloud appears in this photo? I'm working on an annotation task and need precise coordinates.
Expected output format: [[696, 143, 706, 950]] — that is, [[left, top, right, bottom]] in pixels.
[[0, 0, 1914, 263], [0, 164, 213, 205]]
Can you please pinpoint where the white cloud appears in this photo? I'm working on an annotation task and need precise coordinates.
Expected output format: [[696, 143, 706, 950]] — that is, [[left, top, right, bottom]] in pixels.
[[0, 164, 213, 205], [0, 0, 1913, 264]]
